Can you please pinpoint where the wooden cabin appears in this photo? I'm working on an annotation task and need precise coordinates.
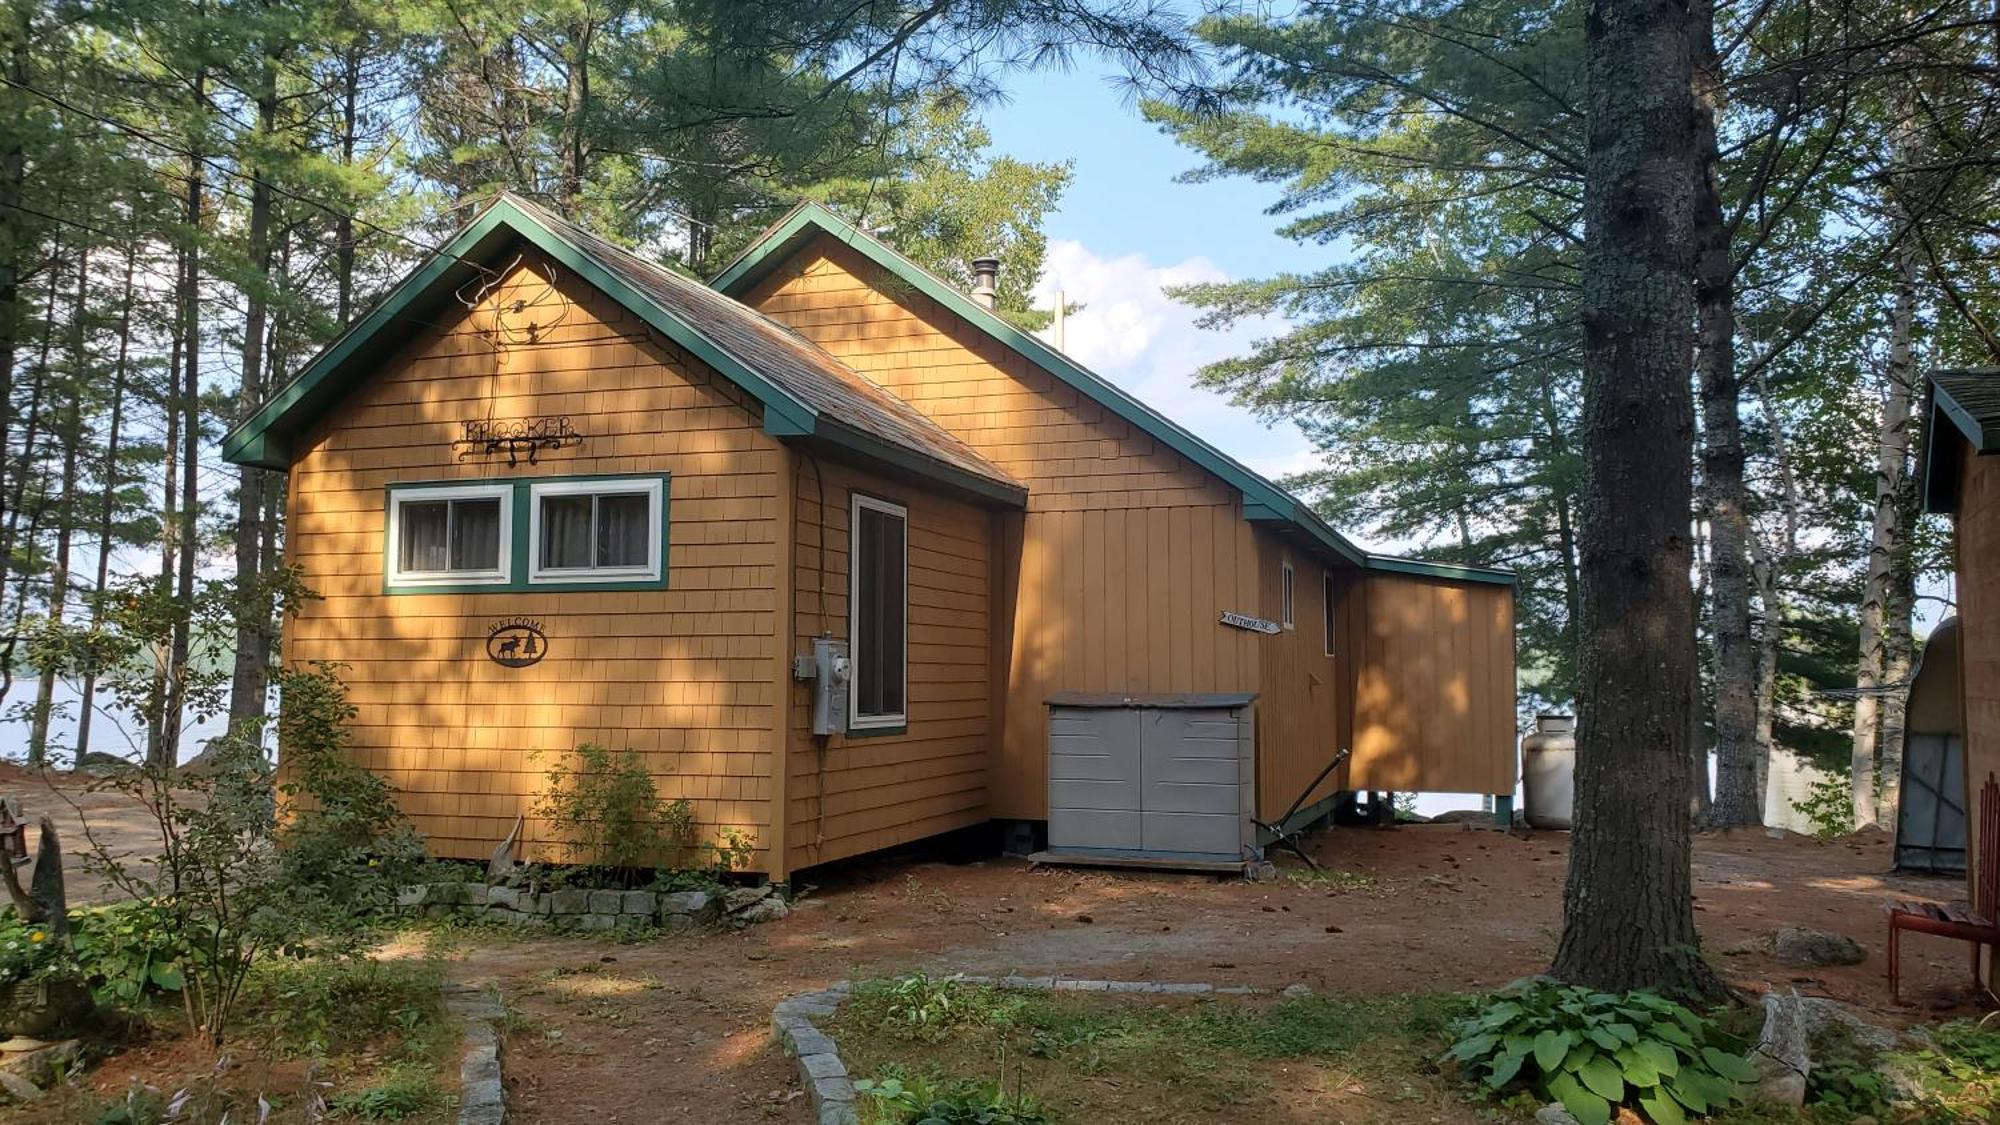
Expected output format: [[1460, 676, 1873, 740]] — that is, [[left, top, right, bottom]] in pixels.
[[1920, 369, 2000, 990], [223, 193, 1518, 882]]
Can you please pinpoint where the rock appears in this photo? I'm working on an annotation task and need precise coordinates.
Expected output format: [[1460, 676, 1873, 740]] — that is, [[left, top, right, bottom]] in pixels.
[[587, 889, 624, 915], [1752, 992, 1813, 1106], [1773, 927, 1866, 968], [1751, 991, 1901, 1108], [736, 897, 790, 925], [1280, 983, 1312, 999], [1534, 1103, 1580, 1125], [485, 886, 524, 912], [1429, 809, 1491, 824], [427, 882, 470, 907], [724, 886, 772, 913], [1717, 934, 1772, 956], [658, 891, 719, 923], [0, 1068, 39, 1103], [70, 751, 132, 776], [395, 885, 428, 909], [545, 888, 591, 916], [0, 1039, 80, 1091], [620, 890, 658, 917]]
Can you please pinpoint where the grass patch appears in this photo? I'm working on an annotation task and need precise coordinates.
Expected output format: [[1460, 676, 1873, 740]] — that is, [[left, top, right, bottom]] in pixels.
[[1282, 866, 1379, 892], [836, 976, 1479, 1124]]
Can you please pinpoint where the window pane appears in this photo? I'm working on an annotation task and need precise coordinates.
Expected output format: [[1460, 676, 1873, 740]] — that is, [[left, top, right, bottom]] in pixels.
[[540, 495, 593, 569], [596, 493, 650, 568], [399, 501, 449, 573], [854, 504, 906, 720], [449, 498, 502, 571]]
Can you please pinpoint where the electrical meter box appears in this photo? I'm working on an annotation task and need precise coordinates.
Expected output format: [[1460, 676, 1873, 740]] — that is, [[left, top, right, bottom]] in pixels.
[[808, 637, 850, 736]]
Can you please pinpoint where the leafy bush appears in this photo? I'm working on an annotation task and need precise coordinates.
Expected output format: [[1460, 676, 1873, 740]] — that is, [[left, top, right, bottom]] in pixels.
[[855, 1073, 1049, 1125], [1443, 980, 1755, 1125], [244, 957, 444, 1058], [1792, 774, 1854, 840], [535, 744, 699, 883], [850, 974, 1023, 1043]]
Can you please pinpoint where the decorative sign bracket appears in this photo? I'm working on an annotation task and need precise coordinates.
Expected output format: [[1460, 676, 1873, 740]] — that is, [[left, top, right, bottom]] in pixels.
[[1220, 610, 1282, 635], [454, 416, 583, 467]]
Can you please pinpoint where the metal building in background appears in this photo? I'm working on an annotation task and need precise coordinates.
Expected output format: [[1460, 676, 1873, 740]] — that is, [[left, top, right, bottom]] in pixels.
[[1896, 616, 1967, 874]]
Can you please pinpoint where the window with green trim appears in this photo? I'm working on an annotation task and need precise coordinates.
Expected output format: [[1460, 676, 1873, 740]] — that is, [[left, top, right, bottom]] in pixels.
[[382, 474, 670, 594]]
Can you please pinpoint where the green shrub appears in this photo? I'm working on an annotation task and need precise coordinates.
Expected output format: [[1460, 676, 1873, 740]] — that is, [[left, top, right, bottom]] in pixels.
[[534, 744, 699, 883], [0, 900, 188, 1009], [1443, 980, 1756, 1125], [244, 957, 444, 1058], [855, 1072, 1049, 1125], [1792, 775, 1854, 840], [850, 974, 1021, 1043]]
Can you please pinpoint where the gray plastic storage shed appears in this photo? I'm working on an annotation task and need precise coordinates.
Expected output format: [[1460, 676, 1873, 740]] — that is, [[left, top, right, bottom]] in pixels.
[[1044, 692, 1257, 866]]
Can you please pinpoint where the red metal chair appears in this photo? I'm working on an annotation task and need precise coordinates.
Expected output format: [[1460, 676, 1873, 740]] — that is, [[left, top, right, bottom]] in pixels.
[[1888, 773, 2000, 1004]]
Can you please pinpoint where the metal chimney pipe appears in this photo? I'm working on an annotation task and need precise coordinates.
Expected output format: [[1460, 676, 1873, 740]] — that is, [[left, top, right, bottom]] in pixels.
[[970, 256, 1000, 310]]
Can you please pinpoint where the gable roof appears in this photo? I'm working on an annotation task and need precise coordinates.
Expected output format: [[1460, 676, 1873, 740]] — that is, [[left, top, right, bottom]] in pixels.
[[221, 193, 1025, 507], [713, 202, 1514, 587], [1923, 368, 2000, 513]]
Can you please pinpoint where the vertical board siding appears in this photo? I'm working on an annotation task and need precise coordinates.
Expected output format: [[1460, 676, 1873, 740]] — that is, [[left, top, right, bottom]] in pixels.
[[1954, 440, 2000, 992], [786, 458, 993, 869], [747, 234, 1265, 819], [1251, 529, 1358, 820], [286, 251, 783, 863], [1350, 571, 1518, 794]]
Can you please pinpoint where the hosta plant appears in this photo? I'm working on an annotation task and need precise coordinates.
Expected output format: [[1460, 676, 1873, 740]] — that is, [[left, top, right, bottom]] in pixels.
[[1443, 979, 1757, 1124]]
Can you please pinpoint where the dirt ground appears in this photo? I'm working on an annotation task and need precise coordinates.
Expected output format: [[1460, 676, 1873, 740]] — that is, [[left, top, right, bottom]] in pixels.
[[430, 822, 1987, 1125], [0, 763, 162, 904]]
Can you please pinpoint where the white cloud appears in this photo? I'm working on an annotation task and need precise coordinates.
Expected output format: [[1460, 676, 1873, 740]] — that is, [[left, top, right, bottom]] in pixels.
[[1029, 238, 1326, 496]]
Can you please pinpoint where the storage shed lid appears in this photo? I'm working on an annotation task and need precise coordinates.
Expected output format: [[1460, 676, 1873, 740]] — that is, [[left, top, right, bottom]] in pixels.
[[1045, 691, 1256, 709]]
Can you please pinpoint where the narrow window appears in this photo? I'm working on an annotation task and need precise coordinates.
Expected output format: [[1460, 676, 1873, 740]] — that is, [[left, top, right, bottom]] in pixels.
[[850, 494, 908, 730], [530, 477, 665, 583], [1323, 571, 1338, 656], [386, 484, 511, 586], [1281, 560, 1295, 629]]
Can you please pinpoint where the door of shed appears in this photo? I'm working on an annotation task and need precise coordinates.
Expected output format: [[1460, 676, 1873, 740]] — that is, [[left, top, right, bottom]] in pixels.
[[1046, 693, 1256, 861]]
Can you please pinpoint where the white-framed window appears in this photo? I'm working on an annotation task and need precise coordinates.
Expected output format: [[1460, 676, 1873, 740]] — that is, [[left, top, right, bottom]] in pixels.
[[528, 477, 666, 584], [1280, 560, 1295, 630], [849, 493, 908, 731], [1323, 571, 1338, 656], [384, 483, 512, 587]]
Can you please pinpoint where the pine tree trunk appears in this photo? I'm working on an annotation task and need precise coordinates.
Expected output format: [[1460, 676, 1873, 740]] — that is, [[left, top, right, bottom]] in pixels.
[[1552, 0, 1726, 1000], [1852, 235, 1918, 830], [27, 246, 88, 766], [0, 238, 61, 706], [159, 134, 204, 769], [75, 249, 134, 760], [336, 47, 359, 324], [1691, 0, 1759, 826], [227, 55, 278, 744]]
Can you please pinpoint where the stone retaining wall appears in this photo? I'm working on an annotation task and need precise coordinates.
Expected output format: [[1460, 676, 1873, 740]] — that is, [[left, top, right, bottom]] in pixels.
[[398, 883, 723, 931]]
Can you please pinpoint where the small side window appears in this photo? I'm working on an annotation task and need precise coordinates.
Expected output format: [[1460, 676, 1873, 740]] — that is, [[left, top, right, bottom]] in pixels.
[[1323, 571, 1338, 656], [850, 494, 909, 730], [1280, 560, 1295, 630]]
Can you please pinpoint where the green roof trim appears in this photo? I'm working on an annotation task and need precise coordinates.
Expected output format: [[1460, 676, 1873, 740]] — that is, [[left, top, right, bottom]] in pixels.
[[713, 202, 1514, 584], [1921, 370, 2000, 514], [221, 197, 1025, 509], [1364, 554, 1516, 586]]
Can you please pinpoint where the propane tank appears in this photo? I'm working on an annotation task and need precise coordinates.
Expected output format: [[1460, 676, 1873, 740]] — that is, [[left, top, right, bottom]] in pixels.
[[1522, 713, 1577, 830]]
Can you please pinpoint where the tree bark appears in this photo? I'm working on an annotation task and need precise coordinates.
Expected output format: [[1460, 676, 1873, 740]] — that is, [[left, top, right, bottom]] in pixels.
[[227, 50, 278, 744], [159, 125, 204, 769], [75, 248, 134, 760], [1552, 0, 1727, 1000], [1691, 0, 1759, 827], [27, 246, 88, 766], [1856, 231, 1920, 829]]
